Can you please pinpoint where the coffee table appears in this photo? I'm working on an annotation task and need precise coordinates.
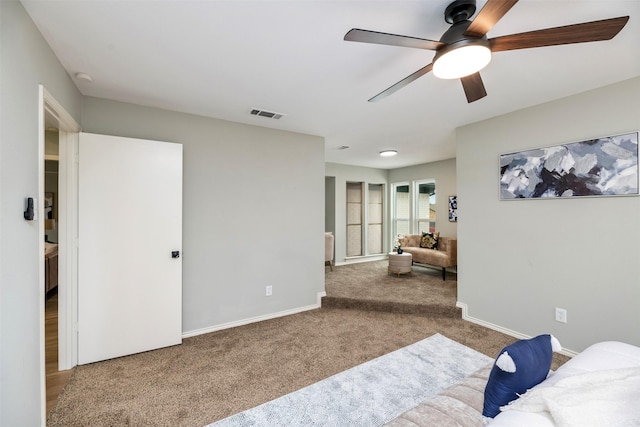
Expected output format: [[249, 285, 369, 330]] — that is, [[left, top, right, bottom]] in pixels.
[[388, 252, 413, 277]]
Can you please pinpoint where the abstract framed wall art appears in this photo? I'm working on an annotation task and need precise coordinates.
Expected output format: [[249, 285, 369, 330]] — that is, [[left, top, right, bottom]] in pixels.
[[448, 196, 457, 222], [500, 132, 639, 200]]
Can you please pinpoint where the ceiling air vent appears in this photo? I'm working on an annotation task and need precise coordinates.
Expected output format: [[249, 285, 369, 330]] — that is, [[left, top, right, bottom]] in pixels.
[[250, 108, 285, 120]]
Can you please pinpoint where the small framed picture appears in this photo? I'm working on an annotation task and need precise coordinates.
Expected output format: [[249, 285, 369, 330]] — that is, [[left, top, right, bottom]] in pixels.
[[448, 196, 457, 222]]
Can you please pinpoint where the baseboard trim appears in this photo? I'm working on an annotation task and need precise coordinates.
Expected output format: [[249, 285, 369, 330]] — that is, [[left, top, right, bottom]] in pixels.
[[337, 254, 387, 266], [182, 291, 326, 339], [456, 302, 578, 357]]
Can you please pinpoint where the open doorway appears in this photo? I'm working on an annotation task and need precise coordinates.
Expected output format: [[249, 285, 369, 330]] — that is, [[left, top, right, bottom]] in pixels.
[[39, 86, 80, 421], [43, 127, 67, 414]]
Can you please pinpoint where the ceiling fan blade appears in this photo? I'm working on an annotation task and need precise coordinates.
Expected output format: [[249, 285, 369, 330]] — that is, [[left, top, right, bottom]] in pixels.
[[490, 16, 629, 52], [368, 63, 434, 102], [465, 0, 519, 38], [460, 72, 487, 103], [345, 29, 443, 51]]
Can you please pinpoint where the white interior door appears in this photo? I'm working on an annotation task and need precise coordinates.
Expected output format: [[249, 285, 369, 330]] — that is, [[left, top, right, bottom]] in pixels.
[[78, 132, 182, 365]]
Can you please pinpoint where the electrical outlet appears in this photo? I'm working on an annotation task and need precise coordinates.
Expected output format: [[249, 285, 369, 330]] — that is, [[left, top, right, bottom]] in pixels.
[[555, 307, 567, 323], [266, 285, 273, 297]]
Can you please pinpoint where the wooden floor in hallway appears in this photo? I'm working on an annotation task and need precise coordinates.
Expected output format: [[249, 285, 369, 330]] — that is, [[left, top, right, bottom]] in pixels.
[[46, 292, 74, 415]]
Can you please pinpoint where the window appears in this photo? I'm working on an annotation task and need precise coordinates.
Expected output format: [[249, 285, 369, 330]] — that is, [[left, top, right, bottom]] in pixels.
[[416, 180, 436, 233], [368, 184, 383, 254], [346, 182, 362, 257], [392, 179, 436, 240], [393, 184, 410, 239], [347, 182, 385, 257]]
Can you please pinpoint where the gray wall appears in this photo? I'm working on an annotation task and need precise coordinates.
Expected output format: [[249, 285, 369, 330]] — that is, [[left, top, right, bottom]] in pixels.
[[325, 176, 336, 234], [325, 163, 389, 264], [457, 77, 640, 353], [81, 97, 325, 334], [0, 1, 82, 425], [388, 158, 458, 239]]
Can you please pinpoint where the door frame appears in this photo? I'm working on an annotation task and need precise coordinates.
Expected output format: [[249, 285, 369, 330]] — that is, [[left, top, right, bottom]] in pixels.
[[39, 86, 80, 423]]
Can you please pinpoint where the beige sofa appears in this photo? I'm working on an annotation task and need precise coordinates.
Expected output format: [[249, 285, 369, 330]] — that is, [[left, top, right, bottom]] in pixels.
[[398, 234, 457, 280]]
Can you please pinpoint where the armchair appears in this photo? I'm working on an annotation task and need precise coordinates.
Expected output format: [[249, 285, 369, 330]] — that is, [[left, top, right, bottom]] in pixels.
[[325, 232, 334, 271]]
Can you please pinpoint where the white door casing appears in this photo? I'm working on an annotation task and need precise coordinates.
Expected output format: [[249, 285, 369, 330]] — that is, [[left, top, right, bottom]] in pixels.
[[78, 132, 182, 365], [39, 86, 82, 424]]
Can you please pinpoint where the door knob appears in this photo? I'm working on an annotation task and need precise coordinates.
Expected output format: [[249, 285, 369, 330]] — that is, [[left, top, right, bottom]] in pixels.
[[171, 251, 180, 258]]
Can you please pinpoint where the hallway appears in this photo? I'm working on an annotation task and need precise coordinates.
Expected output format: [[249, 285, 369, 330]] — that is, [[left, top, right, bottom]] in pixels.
[[45, 292, 73, 415]]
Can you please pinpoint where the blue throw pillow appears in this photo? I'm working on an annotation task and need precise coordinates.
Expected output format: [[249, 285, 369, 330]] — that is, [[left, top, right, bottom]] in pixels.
[[482, 334, 561, 418]]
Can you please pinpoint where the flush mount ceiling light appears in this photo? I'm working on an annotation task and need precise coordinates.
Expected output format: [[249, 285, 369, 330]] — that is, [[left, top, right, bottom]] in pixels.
[[379, 150, 398, 157]]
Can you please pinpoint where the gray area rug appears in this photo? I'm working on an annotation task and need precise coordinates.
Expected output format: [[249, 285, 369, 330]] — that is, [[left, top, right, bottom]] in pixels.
[[207, 333, 492, 427]]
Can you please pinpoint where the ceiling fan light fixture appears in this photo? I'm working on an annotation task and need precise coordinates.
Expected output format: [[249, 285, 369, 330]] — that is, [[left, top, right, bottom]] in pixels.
[[433, 42, 491, 79]]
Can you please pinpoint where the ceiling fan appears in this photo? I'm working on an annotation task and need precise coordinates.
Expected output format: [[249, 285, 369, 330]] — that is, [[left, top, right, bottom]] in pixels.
[[344, 0, 629, 103]]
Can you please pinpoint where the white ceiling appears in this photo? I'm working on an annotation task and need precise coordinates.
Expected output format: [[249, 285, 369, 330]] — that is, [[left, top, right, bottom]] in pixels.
[[22, 0, 640, 169]]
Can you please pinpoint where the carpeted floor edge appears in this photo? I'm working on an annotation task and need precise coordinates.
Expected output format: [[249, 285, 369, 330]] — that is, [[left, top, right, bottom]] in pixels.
[[321, 296, 461, 318]]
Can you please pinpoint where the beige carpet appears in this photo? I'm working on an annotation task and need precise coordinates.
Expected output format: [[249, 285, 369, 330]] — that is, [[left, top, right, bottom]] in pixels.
[[323, 260, 459, 317], [47, 260, 569, 426]]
